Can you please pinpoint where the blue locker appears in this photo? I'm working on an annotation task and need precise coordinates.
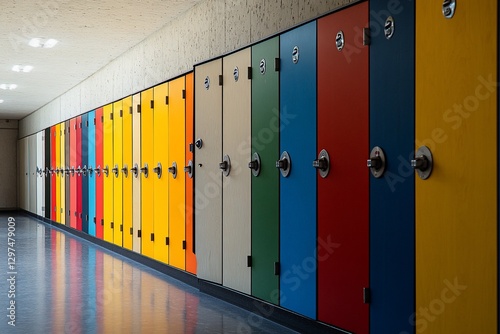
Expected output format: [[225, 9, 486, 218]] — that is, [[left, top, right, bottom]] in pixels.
[[88, 110, 96, 237], [279, 21, 317, 319], [369, 1, 415, 333], [82, 113, 89, 233]]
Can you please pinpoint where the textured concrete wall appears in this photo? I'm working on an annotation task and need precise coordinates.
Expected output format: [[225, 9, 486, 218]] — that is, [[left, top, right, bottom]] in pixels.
[[0, 120, 19, 209], [19, 0, 357, 138]]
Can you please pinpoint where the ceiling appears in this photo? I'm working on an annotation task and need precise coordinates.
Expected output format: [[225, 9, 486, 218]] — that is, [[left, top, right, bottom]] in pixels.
[[0, 0, 203, 120]]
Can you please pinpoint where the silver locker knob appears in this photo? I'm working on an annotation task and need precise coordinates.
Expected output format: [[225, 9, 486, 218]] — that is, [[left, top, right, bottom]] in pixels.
[[411, 146, 433, 180]]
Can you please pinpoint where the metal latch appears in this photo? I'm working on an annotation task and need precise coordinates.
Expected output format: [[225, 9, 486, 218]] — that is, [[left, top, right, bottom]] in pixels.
[[276, 151, 291, 178], [313, 149, 330, 178], [411, 146, 433, 180], [367, 146, 386, 178], [219, 155, 231, 177], [248, 152, 261, 177]]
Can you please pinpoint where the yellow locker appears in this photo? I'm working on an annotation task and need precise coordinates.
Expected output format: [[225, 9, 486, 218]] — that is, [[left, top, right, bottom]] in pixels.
[[153, 82, 169, 264], [103, 103, 114, 243], [416, 2, 497, 333], [169, 77, 185, 270], [123, 96, 133, 251], [113, 99, 124, 247], [55, 123, 61, 223], [141, 88, 155, 258], [60, 123, 66, 225], [132, 93, 142, 253]]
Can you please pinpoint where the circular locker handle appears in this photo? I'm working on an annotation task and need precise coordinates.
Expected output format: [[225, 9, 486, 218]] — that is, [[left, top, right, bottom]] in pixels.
[[442, 0, 456, 19], [112, 165, 119, 178], [248, 152, 261, 177], [411, 146, 433, 180], [82, 165, 88, 176], [140, 163, 149, 178], [70, 166, 76, 176], [168, 162, 177, 179], [76, 166, 82, 176], [55, 167, 60, 175], [195, 138, 203, 149], [103, 165, 109, 177], [154, 162, 163, 179], [131, 163, 139, 178], [313, 149, 330, 178], [276, 151, 291, 178], [95, 165, 101, 177], [64, 167, 70, 176], [219, 155, 231, 177], [88, 166, 94, 175], [184, 160, 194, 179], [121, 164, 128, 178], [367, 146, 386, 179]]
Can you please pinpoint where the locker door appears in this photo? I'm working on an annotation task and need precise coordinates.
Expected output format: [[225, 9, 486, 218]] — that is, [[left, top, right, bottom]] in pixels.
[[19, 137, 28, 211], [251, 36, 280, 303], [153, 82, 169, 264], [113, 99, 124, 247], [70, 119, 77, 229], [122, 96, 133, 250], [279, 21, 317, 319], [88, 110, 96, 237], [65, 121, 71, 226], [416, 2, 497, 333], [76, 116, 83, 231], [185, 73, 196, 274], [132, 94, 141, 253], [169, 76, 185, 270], [36, 131, 45, 217], [51, 126, 57, 221], [55, 124, 61, 222], [103, 104, 114, 243], [45, 128, 51, 219], [141, 88, 154, 258], [194, 58, 223, 284], [317, 4, 369, 332], [369, 1, 415, 333], [95, 108, 104, 239], [222, 48, 251, 294], [82, 114, 89, 233], [60, 123, 66, 225], [29, 134, 37, 214]]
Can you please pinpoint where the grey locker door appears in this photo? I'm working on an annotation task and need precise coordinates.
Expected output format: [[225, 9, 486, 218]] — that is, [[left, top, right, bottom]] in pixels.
[[222, 48, 252, 294], [28, 134, 37, 213], [194, 58, 223, 284], [36, 131, 45, 216]]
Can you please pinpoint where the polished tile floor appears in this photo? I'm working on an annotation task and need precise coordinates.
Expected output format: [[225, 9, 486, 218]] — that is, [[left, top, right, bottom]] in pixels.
[[0, 214, 297, 333]]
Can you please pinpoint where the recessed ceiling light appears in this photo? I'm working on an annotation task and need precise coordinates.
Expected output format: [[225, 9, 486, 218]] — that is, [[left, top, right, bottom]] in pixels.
[[29, 38, 58, 48], [0, 100, 4, 103], [0, 84, 17, 90], [12, 65, 33, 73]]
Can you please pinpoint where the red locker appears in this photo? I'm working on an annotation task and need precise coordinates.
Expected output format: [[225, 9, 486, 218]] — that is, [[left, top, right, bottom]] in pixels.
[[317, 3, 369, 333]]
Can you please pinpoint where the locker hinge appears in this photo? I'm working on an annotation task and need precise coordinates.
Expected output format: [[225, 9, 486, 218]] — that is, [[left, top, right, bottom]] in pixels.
[[182, 90, 186, 99], [120, 224, 123, 232], [165, 96, 169, 105], [165, 237, 169, 245], [110, 113, 114, 120], [363, 287, 371, 304], [189, 143, 194, 152], [101, 219, 104, 226], [137, 104, 141, 113], [247, 67, 252, 80], [247, 256, 252, 267], [218, 75, 223, 86], [129, 106, 133, 114], [150, 100, 154, 109], [111, 222, 114, 229], [138, 230, 142, 238], [274, 58, 280, 71], [182, 240, 186, 249], [363, 27, 371, 46], [274, 262, 280, 276], [119, 110, 123, 117], [151, 233, 155, 241], [130, 227, 133, 235]]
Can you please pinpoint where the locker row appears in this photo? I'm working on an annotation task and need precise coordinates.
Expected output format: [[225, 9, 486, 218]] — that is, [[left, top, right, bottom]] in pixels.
[[19, 1, 498, 333]]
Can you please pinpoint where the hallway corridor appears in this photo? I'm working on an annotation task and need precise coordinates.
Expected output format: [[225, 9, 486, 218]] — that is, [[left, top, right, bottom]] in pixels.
[[0, 213, 297, 333]]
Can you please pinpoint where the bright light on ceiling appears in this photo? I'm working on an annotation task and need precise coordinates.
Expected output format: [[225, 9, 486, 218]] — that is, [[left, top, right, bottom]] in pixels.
[[28, 38, 58, 48], [12, 65, 34, 73], [0, 84, 18, 90], [0, 100, 4, 104]]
